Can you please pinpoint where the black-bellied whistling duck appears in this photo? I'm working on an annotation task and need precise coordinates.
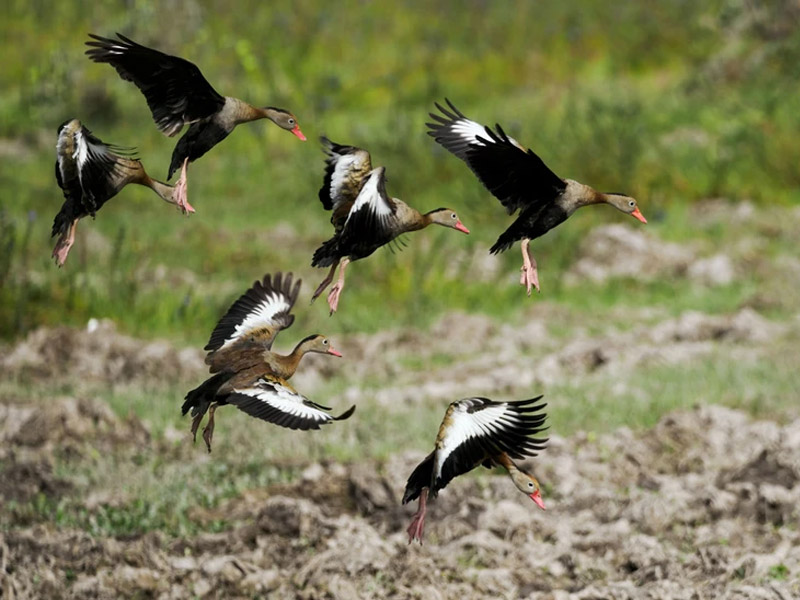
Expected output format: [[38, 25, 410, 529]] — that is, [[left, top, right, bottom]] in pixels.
[[427, 99, 647, 295], [182, 272, 354, 452], [52, 118, 178, 267], [85, 33, 306, 214], [403, 396, 548, 544], [311, 137, 470, 314]]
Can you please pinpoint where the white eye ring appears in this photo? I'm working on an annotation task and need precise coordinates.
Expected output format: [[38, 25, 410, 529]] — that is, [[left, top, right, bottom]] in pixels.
[[451, 213, 457, 219], [629, 200, 635, 207], [323, 339, 328, 345]]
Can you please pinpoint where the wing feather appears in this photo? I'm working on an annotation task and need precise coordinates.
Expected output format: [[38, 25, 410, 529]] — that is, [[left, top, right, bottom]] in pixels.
[[226, 376, 356, 431], [204, 272, 301, 356], [318, 137, 373, 224], [427, 99, 566, 214], [85, 33, 225, 136], [431, 396, 548, 495]]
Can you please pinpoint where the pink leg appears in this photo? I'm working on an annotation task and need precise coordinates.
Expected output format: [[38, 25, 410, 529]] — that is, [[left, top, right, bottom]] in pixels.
[[190, 411, 204, 444], [52, 219, 78, 267], [311, 261, 339, 304], [173, 158, 196, 215], [519, 239, 539, 295], [326, 258, 349, 315], [202, 404, 217, 453], [407, 488, 429, 544]]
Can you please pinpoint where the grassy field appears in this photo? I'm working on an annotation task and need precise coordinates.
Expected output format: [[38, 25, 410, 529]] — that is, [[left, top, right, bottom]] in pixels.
[[2, 0, 800, 342], [2, 0, 800, 566]]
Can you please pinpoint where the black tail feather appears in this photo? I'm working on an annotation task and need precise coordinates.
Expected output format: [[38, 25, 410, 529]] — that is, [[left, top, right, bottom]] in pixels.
[[402, 452, 435, 504], [311, 237, 341, 268], [182, 372, 231, 416]]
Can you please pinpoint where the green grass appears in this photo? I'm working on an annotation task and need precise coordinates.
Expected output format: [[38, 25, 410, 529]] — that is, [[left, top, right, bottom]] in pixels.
[[2, 0, 800, 341]]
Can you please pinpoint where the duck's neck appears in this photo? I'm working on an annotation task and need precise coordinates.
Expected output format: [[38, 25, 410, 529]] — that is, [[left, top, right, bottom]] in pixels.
[[132, 165, 177, 205], [494, 452, 520, 476], [221, 97, 270, 126], [270, 341, 310, 379], [560, 179, 604, 214], [397, 202, 427, 232]]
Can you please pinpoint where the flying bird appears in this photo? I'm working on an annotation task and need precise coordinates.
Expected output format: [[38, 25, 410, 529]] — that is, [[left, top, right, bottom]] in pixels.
[[52, 118, 178, 267], [311, 137, 470, 314], [403, 396, 548, 544], [86, 33, 306, 214], [427, 99, 647, 294], [182, 272, 354, 452]]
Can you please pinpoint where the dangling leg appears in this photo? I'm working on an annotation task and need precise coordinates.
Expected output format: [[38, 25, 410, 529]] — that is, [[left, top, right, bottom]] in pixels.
[[202, 403, 218, 453], [406, 488, 429, 544], [326, 257, 350, 315], [190, 408, 206, 444], [173, 158, 196, 215], [519, 238, 539, 295], [52, 219, 79, 267], [311, 261, 339, 305]]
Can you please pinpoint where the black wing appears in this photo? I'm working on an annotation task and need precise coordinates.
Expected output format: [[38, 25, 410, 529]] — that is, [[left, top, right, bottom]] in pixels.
[[226, 376, 356, 431], [427, 99, 566, 215], [318, 137, 372, 217], [204, 272, 301, 354], [86, 33, 226, 136], [334, 167, 398, 259], [432, 396, 548, 495]]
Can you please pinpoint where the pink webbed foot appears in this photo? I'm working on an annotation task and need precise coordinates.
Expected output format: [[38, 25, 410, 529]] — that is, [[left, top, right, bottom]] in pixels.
[[406, 511, 426, 545], [173, 159, 195, 215], [520, 263, 540, 295], [327, 283, 343, 315], [173, 179, 195, 215], [52, 238, 73, 267], [407, 488, 428, 544]]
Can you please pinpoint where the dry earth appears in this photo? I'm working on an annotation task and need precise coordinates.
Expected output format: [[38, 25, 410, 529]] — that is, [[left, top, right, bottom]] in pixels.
[[1, 319, 799, 599], [1, 395, 799, 599]]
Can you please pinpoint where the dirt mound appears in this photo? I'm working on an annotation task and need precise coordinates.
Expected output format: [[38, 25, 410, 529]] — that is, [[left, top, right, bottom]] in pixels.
[[0, 396, 150, 506], [0, 319, 204, 384], [336, 307, 784, 406], [566, 224, 695, 285], [4, 406, 799, 599]]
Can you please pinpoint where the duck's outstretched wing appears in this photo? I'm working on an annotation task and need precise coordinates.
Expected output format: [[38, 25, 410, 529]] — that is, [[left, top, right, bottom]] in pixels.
[[86, 33, 225, 136], [204, 272, 301, 367], [318, 137, 373, 230], [431, 396, 548, 496], [227, 375, 356, 431], [427, 99, 566, 215]]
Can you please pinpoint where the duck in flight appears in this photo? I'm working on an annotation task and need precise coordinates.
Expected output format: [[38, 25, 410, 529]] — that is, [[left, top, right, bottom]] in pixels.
[[427, 99, 646, 295]]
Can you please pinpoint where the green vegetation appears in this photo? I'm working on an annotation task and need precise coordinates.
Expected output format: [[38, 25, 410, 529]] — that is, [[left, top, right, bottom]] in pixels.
[[1, 0, 799, 341]]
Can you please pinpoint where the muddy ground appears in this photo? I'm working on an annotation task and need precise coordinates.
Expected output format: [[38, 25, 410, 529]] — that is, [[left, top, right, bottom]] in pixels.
[[2, 395, 799, 599], [2, 213, 800, 599]]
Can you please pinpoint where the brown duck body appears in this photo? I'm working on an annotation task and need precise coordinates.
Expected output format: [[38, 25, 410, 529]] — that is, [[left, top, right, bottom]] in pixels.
[[181, 273, 351, 452]]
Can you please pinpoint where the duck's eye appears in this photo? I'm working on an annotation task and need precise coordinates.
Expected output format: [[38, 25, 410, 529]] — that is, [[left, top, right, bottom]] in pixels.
[[628, 200, 635, 208], [528, 482, 534, 488], [451, 213, 457, 219], [288, 119, 295, 125], [322, 339, 329, 345]]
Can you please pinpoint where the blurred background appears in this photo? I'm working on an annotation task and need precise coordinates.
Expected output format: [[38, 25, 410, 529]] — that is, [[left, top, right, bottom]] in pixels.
[[1, 1, 800, 596]]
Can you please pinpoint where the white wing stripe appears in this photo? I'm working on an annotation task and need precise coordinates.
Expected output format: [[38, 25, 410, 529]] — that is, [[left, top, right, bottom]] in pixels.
[[347, 168, 392, 223], [329, 154, 358, 199], [238, 383, 332, 422], [219, 292, 288, 350], [449, 119, 490, 146], [434, 403, 512, 481]]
